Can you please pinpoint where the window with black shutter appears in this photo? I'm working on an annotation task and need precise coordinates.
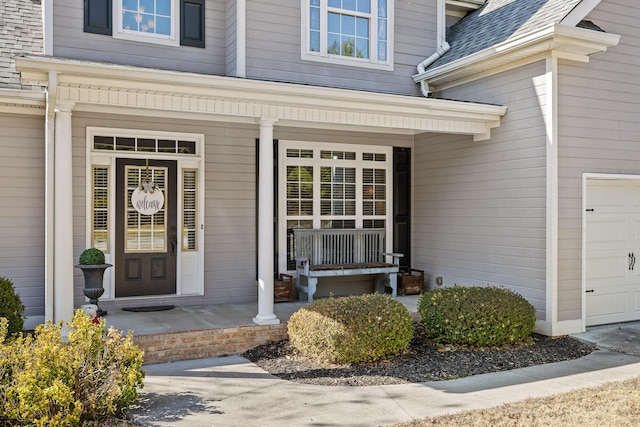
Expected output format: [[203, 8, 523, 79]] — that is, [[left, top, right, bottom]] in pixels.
[[181, 0, 206, 48], [84, 0, 112, 35]]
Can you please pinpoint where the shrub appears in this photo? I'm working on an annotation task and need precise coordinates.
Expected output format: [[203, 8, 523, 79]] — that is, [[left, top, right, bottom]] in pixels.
[[0, 276, 24, 337], [78, 248, 106, 265], [0, 310, 144, 426], [287, 293, 414, 363], [418, 285, 536, 347]]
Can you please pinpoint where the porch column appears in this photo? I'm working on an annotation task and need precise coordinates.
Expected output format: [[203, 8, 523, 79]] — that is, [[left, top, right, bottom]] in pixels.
[[53, 102, 75, 322], [254, 118, 280, 325]]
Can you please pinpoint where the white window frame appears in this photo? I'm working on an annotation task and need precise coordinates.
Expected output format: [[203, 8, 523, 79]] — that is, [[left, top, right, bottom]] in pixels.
[[278, 140, 393, 274], [301, 0, 394, 71], [113, 0, 180, 46], [85, 127, 205, 299]]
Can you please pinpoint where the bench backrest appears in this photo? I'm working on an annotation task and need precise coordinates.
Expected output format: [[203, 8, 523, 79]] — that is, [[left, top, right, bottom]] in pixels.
[[293, 228, 386, 266]]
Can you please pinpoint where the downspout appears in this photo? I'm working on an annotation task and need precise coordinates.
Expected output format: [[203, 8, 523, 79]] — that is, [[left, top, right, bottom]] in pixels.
[[416, 42, 450, 97], [416, 0, 450, 97], [44, 71, 57, 322]]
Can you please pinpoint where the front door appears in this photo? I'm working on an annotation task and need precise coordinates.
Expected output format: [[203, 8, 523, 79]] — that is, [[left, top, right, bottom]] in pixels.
[[115, 158, 177, 297]]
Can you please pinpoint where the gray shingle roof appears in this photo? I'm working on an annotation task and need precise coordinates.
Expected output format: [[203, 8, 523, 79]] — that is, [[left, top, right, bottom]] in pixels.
[[0, 0, 43, 89], [430, 0, 582, 69]]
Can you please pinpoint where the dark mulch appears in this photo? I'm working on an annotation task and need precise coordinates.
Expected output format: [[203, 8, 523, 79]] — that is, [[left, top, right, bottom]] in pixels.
[[243, 323, 596, 386]]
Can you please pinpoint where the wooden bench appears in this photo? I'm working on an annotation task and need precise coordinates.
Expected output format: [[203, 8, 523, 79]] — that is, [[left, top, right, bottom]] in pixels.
[[293, 228, 402, 303]]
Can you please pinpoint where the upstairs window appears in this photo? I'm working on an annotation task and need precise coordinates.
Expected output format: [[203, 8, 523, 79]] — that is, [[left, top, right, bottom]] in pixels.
[[304, 0, 393, 70], [84, 0, 205, 48]]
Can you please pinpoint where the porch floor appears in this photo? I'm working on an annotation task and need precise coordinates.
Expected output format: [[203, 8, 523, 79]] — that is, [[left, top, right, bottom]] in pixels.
[[99, 295, 422, 364], [102, 295, 421, 336]]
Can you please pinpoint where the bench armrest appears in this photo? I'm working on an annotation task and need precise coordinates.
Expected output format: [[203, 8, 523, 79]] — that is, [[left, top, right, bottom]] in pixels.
[[295, 256, 310, 275], [381, 252, 404, 265]]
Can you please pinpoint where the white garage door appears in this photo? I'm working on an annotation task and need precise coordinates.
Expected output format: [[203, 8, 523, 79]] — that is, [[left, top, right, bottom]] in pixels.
[[585, 179, 640, 326]]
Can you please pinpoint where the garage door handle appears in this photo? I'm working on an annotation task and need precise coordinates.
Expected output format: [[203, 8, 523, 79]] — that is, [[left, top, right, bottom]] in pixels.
[[630, 253, 636, 271], [586, 289, 594, 293]]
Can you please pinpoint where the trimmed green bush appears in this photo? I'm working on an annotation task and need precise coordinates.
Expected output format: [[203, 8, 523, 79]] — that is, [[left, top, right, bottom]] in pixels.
[[0, 276, 24, 337], [287, 293, 414, 363], [418, 285, 536, 347], [0, 310, 144, 426], [78, 248, 106, 265]]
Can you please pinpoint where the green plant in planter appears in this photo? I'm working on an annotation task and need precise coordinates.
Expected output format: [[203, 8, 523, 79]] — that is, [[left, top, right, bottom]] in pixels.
[[79, 248, 106, 265], [76, 248, 111, 316]]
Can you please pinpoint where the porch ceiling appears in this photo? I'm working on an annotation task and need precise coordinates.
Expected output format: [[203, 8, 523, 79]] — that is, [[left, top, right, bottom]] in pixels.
[[16, 55, 507, 141]]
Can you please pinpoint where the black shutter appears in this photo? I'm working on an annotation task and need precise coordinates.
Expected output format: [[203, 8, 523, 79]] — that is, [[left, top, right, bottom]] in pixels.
[[84, 0, 112, 35], [393, 147, 411, 271], [181, 0, 206, 48]]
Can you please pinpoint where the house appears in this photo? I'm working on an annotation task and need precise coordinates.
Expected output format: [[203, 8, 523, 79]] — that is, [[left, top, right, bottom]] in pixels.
[[0, 0, 633, 337]]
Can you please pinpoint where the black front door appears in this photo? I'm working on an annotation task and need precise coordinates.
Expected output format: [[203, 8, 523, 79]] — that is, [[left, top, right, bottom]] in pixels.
[[115, 158, 177, 297]]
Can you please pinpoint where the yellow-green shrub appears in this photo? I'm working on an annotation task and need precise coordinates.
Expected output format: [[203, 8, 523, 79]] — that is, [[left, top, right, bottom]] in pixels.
[[418, 285, 536, 347], [287, 293, 414, 363], [0, 310, 144, 426]]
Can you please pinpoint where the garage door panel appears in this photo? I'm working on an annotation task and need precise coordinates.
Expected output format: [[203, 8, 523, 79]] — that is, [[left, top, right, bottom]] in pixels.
[[587, 183, 628, 209], [586, 292, 626, 317], [586, 252, 627, 281], [586, 219, 627, 246]]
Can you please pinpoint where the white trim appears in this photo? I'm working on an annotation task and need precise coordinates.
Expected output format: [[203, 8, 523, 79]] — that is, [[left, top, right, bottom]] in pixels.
[[85, 127, 205, 300], [16, 56, 506, 140], [561, 0, 602, 27], [545, 56, 559, 328], [0, 88, 46, 116], [277, 140, 393, 275], [535, 319, 583, 337], [413, 24, 620, 92], [43, 0, 54, 55], [236, 0, 246, 77], [113, 0, 180, 47], [301, 0, 394, 71]]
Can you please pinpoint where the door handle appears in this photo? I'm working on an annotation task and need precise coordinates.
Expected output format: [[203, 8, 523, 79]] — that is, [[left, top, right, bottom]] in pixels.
[[171, 235, 177, 256], [629, 252, 636, 271]]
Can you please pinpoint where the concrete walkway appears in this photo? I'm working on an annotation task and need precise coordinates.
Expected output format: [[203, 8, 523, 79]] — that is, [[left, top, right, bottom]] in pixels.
[[127, 322, 640, 426]]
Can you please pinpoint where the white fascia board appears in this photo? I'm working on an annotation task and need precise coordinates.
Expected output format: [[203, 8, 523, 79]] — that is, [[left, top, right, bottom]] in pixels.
[[561, 0, 602, 27], [0, 88, 46, 115], [413, 24, 620, 87], [16, 55, 507, 126]]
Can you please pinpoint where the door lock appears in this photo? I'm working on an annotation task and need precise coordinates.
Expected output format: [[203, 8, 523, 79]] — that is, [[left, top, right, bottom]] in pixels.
[[171, 235, 177, 256]]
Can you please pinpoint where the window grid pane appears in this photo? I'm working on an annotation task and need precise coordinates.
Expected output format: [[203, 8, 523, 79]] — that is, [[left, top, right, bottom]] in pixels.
[[182, 169, 197, 251], [125, 166, 167, 252], [320, 166, 356, 216], [363, 167, 386, 216], [92, 167, 109, 252], [94, 135, 197, 155], [286, 166, 314, 216], [121, 0, 172, 36]]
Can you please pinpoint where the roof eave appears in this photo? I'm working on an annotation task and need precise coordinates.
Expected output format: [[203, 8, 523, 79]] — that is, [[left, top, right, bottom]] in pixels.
[[413, 24, 621, 91]]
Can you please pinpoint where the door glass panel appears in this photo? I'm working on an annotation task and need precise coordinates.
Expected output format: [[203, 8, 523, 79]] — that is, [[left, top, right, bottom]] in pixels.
[[125, 165, 167, 252], [182, 169, 197, 251], [92, 166, 109, 252]]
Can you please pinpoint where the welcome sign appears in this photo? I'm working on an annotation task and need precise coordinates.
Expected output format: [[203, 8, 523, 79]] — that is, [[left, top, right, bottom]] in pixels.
[[131, 181, 164, 215]]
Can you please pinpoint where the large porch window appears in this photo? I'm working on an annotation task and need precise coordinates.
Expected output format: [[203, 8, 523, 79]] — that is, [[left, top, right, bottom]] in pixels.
[[279, 141, 392, 272]]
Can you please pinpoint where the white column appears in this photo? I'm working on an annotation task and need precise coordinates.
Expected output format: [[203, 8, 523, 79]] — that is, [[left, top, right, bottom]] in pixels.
[[253, 118, 280, 325], [53, 102, 75, 322]]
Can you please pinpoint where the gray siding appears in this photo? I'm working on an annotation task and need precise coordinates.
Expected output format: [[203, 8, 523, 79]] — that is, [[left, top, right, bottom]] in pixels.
[[556, 0, 640, 322], [0, 114, 45, 324], [244, 0, 433, 96], [53, 0, 227, 75], [414, 61, 548, 318]]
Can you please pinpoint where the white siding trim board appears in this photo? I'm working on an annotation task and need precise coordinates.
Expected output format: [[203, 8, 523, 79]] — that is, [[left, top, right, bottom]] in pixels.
[[0, 89, 46, 116]]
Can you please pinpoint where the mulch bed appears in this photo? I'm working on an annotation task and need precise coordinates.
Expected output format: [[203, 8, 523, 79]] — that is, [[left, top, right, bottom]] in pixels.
[[243, 322, 596, 386]]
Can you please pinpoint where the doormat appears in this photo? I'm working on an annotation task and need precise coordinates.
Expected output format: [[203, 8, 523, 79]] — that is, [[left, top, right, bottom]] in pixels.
[[122, 305, 175, 312]]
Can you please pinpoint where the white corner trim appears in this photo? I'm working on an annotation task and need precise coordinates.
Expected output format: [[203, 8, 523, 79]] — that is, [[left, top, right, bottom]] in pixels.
[[535, 318, 584, 337], [561, 0, 602, 27], [236, 0, 246, 77], [545, 56, 559, 327], [0, 88, 46, 115], [43, 0, 54, 55]]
